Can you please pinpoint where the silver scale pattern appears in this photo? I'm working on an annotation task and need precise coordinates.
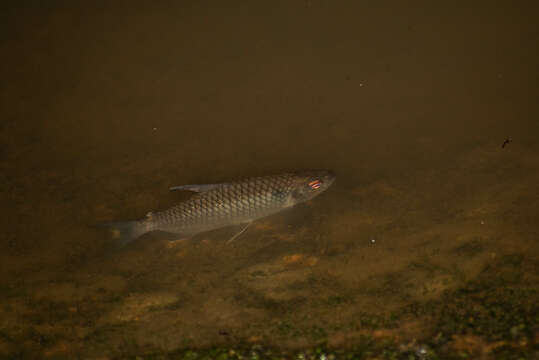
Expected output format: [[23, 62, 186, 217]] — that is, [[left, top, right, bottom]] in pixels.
[[143, 173, 296, 234]]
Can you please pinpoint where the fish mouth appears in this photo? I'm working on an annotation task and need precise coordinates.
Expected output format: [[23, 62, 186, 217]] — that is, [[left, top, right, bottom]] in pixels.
[[323, 171, 336, 189], [323, 170, 336, 182]]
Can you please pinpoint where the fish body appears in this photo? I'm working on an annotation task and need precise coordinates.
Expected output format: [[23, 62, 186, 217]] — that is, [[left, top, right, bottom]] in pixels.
[[106, 170, 335, 246]]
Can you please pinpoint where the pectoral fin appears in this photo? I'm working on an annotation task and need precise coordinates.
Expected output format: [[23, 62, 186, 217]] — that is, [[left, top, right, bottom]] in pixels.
[[227, 222, 251, 243], [169, 184, 221, 192]]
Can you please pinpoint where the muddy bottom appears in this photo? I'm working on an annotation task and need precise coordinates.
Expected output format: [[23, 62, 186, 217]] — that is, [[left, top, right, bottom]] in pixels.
[[1, 144, 537, 359]]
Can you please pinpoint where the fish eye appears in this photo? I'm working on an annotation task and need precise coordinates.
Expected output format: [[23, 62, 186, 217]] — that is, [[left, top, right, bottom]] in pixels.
[[308, 179, 322, 190]]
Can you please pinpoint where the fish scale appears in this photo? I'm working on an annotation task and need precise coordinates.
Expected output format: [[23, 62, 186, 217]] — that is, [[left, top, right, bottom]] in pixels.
[[146, 173, 295, 233], [103, 170, 335, 246]]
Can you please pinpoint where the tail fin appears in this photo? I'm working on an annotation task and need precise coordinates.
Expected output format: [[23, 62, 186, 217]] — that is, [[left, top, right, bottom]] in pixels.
[[100, 221, 145, 248]]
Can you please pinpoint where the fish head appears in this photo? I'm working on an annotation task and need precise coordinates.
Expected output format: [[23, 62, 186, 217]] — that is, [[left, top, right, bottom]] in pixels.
[[289, 170, 336, 203]]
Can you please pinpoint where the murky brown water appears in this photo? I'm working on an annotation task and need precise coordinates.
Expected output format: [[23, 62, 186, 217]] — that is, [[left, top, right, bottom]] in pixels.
[[1, 1, 538, 359]]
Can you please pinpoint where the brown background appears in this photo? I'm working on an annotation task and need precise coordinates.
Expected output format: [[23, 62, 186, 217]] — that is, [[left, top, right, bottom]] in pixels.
[[1, 1, 538, 358]]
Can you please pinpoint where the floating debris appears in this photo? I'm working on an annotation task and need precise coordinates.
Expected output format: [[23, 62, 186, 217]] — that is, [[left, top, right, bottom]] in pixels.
[[501, 137, 512, 148]]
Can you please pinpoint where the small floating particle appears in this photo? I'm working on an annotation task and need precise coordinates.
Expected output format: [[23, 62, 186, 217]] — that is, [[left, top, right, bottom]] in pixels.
[[501, 137, 512, 148]]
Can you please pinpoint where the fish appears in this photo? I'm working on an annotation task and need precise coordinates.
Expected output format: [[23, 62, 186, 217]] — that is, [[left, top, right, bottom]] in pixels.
[[104, 170, 335, 246]]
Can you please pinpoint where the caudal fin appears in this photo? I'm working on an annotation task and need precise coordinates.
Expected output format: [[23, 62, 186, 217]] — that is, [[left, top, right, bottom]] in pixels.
[[100, 221, 145, 248]]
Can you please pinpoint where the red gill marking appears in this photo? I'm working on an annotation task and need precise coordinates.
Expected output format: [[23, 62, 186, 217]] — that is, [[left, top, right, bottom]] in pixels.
[[309, 180, 321, 189]]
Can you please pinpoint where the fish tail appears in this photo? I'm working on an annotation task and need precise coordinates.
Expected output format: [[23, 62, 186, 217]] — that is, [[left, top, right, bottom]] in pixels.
[[100, 221, 145, 248]]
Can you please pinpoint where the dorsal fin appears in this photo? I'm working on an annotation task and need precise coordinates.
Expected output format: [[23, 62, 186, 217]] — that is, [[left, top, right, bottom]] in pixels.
[[169, 184, 221, 192]]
